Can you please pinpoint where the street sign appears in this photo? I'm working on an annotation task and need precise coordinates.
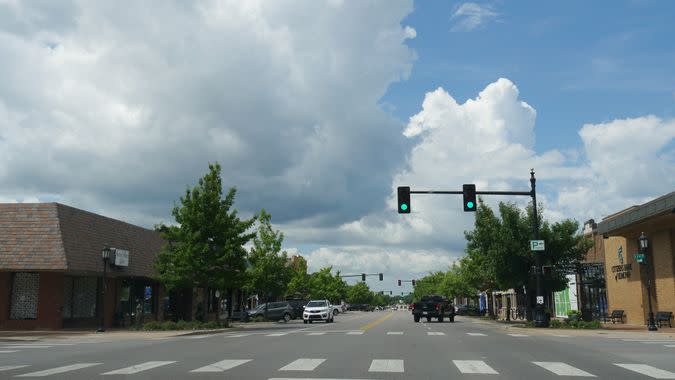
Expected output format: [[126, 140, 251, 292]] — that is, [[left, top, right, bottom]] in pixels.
[[536, 296, 544, 305], [113, 249, 129, 266], [530, 240, 545, 251], [634, 253, 646, 263]]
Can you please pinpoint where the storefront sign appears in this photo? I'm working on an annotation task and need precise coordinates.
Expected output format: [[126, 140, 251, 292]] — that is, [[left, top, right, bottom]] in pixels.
[[617, 245, 624, 265], [114, 249, 129, 267], [611, 263, 632, 280]]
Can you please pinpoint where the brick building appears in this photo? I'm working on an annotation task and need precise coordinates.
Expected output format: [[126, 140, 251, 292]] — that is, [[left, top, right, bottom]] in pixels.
[[0, 203, 168, 330], [597, 191, 675, 325]]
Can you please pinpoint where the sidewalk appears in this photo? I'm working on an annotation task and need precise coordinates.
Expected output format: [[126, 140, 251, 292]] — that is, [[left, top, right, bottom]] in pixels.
[[470, 317, 675, 339], [0, 320, 298, 342]]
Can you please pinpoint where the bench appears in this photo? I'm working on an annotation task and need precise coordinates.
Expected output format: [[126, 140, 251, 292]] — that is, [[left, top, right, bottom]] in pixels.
[[610, 310, 625, 324], [656, 311, 673, 328]]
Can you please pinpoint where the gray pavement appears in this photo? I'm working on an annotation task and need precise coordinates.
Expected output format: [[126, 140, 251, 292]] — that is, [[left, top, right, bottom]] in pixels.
[[1, 311, 675, 379]]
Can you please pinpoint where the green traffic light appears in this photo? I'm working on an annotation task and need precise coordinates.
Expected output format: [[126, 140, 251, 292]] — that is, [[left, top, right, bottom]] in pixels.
[[401, 204, 408, 211], [467, 201, 474, 209]]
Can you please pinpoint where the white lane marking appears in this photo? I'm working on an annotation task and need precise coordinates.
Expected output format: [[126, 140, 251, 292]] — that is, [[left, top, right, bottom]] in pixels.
[[190, 359, 252, 372], [427, 332, 445, 336], [269, 378, 369, 380], [16, 363, 101, 377], [551, 334, 572, 337], [279, 359, 326, 371], [453, 360, 499, 374], [226, 334, 252, 338], [641, 341, 675, 344], [0, 350, 19, 353], [266, 333, 288, 337], [467, 333, 487, 336], [507, 334, 529, 337], [15, 343, 73, 346], [368, 359, 404, 373], [307, 332, 326, 336], [0, 365, 29, 371], [666, 345, 675, 348], [622, 339, 675, 342], [614, 363, 675, 379], [102, 361, 176, 375], [3, 346, 52, 349], [184, 334, 219, 339], [533, 362, 596, 377], [387, 332, 404, 335], [346, 331, 364, 335]]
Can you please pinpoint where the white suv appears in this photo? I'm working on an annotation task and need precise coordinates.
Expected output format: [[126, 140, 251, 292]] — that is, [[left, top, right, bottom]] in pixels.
[[303, 299, 334, 323]]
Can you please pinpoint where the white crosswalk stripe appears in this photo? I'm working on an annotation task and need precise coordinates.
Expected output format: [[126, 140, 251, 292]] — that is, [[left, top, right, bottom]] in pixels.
[[307, 332, 326, 336], [0, 365, 30, 372], [266, 333, 288, 337], [101, 361, 176, 375], [0, 350, 19, 353], [226, 334, 252, 338], [279, 359, 326, 371], [368, 359, 404, 373], [427, 332, 445, 336], [614, 364, 675, 379], [453, 360, 499, 374], [16, 363, 101, 377], [666, 345, 675, 348], [387, 332, 404, 335], [2, 346, 53, 349], [346, 331, 364, 335], [190, 359, 252, 372], [467, 333, 487, 336], [507, 334, 529, 337], [533, 362, 596, 377]]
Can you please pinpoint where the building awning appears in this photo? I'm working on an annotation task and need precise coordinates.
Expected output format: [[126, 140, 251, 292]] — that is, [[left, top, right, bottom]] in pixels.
[[597, 191, 675, 236]]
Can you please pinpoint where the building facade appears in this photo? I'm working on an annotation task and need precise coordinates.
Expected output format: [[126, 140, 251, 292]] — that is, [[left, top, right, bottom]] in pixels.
[[0, 203, 168, 330], [597, 192, 675, 325]]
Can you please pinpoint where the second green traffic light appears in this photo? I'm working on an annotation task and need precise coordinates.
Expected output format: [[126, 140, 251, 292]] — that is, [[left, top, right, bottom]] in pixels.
[[463, 184, 476, 212]]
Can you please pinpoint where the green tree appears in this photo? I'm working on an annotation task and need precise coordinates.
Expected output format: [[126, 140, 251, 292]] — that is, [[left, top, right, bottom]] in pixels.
[[463, 200, 592, 317], [247, 209, 293, 317], [308, 267, 347, 302], [155, 163, 257, 321], [346, 282, 373, 304], [286, 255, 310, 298]]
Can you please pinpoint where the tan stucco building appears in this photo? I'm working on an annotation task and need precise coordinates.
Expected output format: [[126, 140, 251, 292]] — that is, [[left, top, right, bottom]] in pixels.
[[598, 192, 675, 325]]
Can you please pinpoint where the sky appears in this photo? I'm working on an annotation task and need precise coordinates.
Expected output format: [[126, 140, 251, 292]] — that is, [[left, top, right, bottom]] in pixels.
[[1, 0, 674, 294]]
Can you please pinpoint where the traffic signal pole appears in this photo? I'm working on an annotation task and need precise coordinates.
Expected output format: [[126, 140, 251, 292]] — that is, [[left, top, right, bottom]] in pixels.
[[399, 169, 547, 327]]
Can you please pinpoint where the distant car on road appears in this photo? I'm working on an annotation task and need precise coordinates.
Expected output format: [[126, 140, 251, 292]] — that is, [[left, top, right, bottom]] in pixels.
[[455, 304, 481, 316], [303, 299, 334, 323], [412, 295, 455, 323]]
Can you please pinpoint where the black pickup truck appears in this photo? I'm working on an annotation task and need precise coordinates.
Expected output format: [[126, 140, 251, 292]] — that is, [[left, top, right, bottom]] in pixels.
[[411, 295, 455, 323]]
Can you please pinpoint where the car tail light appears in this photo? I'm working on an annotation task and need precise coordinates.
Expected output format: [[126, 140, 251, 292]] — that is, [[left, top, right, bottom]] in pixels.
[[435, 304, 440, 311], [411, 304, 415, 311]]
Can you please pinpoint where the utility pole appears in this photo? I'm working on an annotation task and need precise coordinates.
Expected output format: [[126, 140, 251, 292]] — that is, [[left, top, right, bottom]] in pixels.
[[530, 169, 547, 327]]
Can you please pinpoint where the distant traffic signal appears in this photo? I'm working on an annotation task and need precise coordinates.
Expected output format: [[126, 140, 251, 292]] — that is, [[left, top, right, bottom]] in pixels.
[[463, 184, 477, 212], [361, 273, 366, 281], [412, 279, 416, 286], [397, 186, 411, 214], [379, 273, 383, 281], [398, 280, 401, 286]]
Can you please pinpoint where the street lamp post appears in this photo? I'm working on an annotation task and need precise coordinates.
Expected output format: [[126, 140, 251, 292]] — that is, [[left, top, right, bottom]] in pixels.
[[98, 246, 112, 333], [639, 233, 658, 331]]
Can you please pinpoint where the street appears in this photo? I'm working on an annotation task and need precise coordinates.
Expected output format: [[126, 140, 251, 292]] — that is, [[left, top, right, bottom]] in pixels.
[[1, 311, 675, 379]]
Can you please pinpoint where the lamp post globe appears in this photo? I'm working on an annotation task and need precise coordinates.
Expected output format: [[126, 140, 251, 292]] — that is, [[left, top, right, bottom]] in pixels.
[[98, 246, 112, 333]]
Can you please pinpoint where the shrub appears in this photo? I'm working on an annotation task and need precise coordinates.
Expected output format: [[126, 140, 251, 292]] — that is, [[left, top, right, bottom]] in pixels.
[[252, 315, 266, 323], [175, 320, 189, 330], [161, 321, 177, 331], [203, 321, 219, 329], [549, 320, 563, 328], [142, 321, 162, 331]]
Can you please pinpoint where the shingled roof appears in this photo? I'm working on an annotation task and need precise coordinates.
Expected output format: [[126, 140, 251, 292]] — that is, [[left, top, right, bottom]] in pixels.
[[0, 203, 165, 277]]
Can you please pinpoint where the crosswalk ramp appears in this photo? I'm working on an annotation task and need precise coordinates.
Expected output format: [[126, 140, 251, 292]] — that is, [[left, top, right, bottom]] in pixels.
[[3, 359, 675, 378]]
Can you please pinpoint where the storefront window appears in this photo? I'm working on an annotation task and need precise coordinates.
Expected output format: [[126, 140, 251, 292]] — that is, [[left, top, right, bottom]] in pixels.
[[62, 276, 97, 319], [10, 273, 40, 320]]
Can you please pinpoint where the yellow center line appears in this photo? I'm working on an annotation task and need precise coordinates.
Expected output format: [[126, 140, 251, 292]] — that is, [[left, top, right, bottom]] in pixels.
[[359, 312, 396, 332]]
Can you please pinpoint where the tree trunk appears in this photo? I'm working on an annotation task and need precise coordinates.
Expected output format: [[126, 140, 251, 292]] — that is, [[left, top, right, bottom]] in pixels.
[[203, 286, 209, 323]]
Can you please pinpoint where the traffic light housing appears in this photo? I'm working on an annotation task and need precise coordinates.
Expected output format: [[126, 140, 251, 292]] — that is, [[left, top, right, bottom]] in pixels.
[[463, 184, 477, 212], [412, 279, 416, 286], [379, 273, 383, 281], [398, 279, 401, 286], [361, 273, 366, 281], [397, 186, 410, 214]]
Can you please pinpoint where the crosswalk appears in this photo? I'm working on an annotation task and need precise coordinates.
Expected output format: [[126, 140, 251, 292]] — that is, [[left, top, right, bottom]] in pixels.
[[621, 339, 675, 349], [2, 358, 675, 378]]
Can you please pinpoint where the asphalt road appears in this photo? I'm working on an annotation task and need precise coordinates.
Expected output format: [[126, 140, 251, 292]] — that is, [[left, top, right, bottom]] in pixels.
[[1, 311, 675, 379]]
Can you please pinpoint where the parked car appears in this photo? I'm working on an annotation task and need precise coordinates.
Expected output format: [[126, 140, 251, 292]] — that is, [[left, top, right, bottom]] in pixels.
[[303, 299, 334, 323], [247, 301, 295, 322], [455, 304, 481, 316], [286, 299, 308, 319]]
